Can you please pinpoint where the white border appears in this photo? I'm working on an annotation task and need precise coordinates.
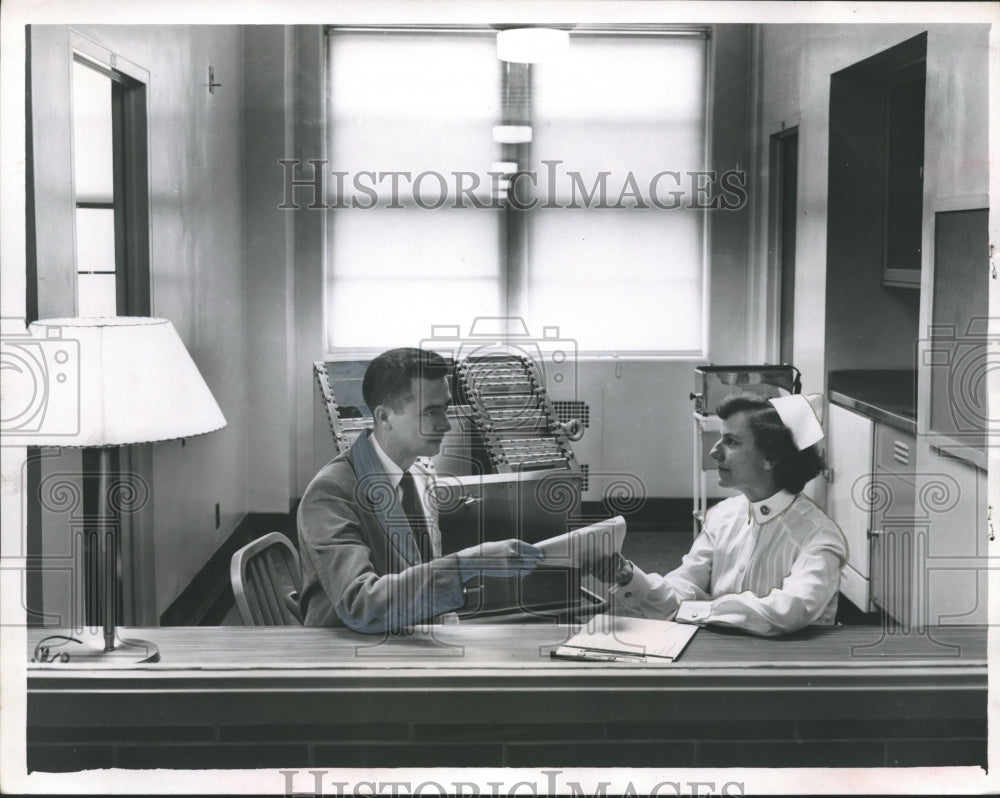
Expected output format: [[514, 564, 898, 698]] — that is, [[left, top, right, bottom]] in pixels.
[[3, 2, 999, 796]]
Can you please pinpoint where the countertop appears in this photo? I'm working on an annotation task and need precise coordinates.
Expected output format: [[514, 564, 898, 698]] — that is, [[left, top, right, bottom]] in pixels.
[[827, 369, 916, 434]]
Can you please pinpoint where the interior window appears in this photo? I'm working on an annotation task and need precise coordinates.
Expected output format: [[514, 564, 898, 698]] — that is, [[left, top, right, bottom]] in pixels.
[[72, 60, 117, 316]]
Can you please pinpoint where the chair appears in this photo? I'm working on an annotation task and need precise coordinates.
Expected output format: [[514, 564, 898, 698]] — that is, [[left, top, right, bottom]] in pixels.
[[230, 532, 303, 625]]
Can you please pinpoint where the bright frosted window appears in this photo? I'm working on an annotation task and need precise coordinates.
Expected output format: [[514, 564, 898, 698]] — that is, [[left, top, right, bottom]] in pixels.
[[326, 29, 707, 353]]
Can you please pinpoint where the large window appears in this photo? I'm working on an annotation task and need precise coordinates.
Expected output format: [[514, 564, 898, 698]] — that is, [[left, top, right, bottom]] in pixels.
[[325, 28, 708, 353]]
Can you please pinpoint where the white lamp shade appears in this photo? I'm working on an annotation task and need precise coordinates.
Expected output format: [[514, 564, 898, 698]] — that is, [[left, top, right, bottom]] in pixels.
[[496, 28, 569, 63], [5, 317, 226, 447]]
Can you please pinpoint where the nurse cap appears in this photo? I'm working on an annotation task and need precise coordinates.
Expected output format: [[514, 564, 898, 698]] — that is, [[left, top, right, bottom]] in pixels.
[[768, 394, 824, 451]]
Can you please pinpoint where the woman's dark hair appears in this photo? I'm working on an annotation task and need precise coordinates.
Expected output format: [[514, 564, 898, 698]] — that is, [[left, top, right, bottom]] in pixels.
[[362, 348, 449, 412], [716, 392, 825, 494]]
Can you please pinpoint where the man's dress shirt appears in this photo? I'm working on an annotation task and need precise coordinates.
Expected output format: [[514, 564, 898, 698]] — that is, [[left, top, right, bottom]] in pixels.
[[369, 434, 439, 560]]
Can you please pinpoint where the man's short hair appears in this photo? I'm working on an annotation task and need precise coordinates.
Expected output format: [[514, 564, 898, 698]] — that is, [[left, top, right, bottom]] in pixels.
[[362, 348, 450, 412], [716, 393, 825, 494]]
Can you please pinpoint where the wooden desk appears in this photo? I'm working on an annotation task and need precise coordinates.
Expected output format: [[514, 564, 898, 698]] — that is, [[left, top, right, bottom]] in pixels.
[[27, 623, 987, 771]]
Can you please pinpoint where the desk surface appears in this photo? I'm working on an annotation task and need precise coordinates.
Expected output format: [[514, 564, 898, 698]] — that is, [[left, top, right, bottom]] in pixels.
[[28, 621, 986, 668], [27, 623, 986, 683], [28, 621, 986, 664]]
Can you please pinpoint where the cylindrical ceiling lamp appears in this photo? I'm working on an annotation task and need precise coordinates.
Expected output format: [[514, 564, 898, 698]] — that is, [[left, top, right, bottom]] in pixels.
[[496, 28, 569, 64]]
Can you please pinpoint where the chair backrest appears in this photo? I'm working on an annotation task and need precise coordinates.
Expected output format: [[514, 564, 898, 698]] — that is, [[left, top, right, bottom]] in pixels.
[[230, 532, 303, 626]]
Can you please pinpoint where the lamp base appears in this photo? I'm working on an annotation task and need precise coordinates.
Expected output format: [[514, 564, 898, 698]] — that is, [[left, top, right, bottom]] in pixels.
[[32, 632, 160, 666]]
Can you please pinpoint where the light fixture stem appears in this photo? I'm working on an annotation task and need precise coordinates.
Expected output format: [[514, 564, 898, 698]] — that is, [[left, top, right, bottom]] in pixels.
[[98, 447, 117, 652]]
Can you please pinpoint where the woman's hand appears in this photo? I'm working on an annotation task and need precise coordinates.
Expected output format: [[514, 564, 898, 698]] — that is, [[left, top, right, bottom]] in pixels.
[[581, 550, 633, 585]]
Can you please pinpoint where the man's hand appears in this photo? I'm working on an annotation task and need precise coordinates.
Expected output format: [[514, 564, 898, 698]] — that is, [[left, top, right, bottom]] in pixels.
[[456, 539, 544, 582], [580, 550, 633, 585]]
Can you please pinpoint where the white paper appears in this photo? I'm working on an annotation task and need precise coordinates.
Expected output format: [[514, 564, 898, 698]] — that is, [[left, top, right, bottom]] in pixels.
[[535, 515, 626, 567]]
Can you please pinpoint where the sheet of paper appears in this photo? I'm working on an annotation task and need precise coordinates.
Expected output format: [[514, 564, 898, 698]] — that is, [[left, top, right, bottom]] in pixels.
[[553, 613, 699, 662], [535, 515, 626, 567]]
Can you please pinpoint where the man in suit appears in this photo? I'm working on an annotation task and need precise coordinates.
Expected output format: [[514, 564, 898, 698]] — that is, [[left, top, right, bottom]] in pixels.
[[298, 347, 543, 631]]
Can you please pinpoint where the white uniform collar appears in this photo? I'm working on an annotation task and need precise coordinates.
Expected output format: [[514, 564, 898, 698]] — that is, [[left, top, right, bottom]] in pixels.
[[749, 489, 796, 523]]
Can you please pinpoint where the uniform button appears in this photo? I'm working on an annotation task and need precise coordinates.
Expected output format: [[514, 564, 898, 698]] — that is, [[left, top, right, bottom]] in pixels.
[[625, 592, 632, 598], [760, 505, 770, 516]]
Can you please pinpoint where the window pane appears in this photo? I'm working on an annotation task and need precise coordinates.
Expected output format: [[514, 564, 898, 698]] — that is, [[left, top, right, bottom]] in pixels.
[[330, 208, 500, 279], [533, 35, 706, 204], [72, 61, 114, 203], [75, 207, 116, 273], [329, 31, 499, 205], [529, 34, 707, 352], [327, 207, 502, 349], [525, 208, 703, 352], [326, 31, 504, 350], [328, 277, 501, 350], [77, 274, 117, 317]]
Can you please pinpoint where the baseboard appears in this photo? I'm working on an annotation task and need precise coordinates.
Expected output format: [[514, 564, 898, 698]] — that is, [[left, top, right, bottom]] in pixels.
[[160, 508, 298, 626]]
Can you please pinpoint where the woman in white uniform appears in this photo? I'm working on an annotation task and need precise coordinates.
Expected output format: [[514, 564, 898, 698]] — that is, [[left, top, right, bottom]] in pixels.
[[589, 393, 848, 636]]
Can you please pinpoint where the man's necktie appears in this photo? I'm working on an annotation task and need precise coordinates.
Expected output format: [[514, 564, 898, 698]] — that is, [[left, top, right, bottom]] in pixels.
[[399, 470, 433, 561]]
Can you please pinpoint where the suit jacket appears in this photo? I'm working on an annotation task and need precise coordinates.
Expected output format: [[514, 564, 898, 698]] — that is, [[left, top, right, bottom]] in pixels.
[[297, 430, 467, 631]]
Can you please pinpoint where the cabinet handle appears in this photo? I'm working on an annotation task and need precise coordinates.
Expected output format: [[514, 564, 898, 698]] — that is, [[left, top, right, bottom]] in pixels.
[[867, 529, 883, 539]]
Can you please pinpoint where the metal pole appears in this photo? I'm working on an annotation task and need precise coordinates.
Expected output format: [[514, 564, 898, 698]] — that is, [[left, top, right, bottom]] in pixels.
[[98, 447, 116, 652]]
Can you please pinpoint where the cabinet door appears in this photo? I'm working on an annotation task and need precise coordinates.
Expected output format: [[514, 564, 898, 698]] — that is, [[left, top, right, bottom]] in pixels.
[[927, 206, 988, 462], [825, 404, 874, 610], [915, 445, 988, 625], [869, 469, 917, 625]]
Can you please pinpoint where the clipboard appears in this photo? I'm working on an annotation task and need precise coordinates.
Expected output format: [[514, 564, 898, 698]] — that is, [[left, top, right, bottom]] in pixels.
[[551, 613, 698, 663]]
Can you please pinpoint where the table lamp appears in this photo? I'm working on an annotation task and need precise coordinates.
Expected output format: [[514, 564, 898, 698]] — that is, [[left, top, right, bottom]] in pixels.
[[17, 317, 226, 664]]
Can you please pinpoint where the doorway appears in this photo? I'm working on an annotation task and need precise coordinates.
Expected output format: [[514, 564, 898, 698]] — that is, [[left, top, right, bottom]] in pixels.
[[770, 126, 798, 365]]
